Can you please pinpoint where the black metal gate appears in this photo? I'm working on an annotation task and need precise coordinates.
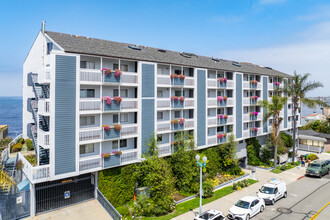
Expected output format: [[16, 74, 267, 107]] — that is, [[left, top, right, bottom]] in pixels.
[[35, 173, 94, 214]]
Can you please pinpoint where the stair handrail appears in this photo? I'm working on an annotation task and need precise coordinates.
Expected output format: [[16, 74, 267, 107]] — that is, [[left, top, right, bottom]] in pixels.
[[1, 134, 23, 164], [30, 74, 39, 101]]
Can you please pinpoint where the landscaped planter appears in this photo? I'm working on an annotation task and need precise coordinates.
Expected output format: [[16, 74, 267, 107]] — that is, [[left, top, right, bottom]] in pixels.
[[103, 155, 120, 168], [104, 73, 121, 83], [103, 101, 121, 111], [172, 123, 184, 131], [103, 129, 120, 140], [172, 77, 184, 86], [172, 101, 184, 108]]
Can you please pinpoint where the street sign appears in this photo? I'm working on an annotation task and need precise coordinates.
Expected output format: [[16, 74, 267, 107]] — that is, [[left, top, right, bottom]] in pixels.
[[16, 196, 22, 204], [64, 191, 70, 199]]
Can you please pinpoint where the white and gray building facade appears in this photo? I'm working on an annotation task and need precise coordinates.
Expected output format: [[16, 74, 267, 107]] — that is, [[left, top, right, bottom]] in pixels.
[[21, 29, 300, 215]]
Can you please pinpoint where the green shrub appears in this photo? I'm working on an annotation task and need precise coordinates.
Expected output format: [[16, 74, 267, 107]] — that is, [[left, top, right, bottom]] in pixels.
[[133, 195, 175, 217], [11, 143, 22, 152], [117, 206, 130, 217], [307, 154, 318, 161], [201, 179, 214, 198], [246, 138, 262, 166], [232, 182, 238, 191], [25, 154, 37, 166], [26, 139, 34, 151], [16, 159, 23, 170], [18, 138, 25, 145]]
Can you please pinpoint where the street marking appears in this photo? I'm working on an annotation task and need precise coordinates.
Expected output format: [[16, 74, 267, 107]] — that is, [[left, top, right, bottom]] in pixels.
[[290, 193, 299, 197], [310, 202, 330, 220]]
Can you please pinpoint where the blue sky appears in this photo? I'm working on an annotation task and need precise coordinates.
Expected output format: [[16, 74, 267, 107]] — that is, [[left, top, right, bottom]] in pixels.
[[0, 0, 329, 96]]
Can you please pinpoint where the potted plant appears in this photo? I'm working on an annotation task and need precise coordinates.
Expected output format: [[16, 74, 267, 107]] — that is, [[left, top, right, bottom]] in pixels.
[[113, 124, 122, 131], [224, 115, 228, 119], [102, 68, 112, 75], [217, 133, 224, 139], [218, 77, 227, 84], [102, 96, 112, 105], [224, 96, 228, 101], [179, 118, 185, 125], [101, 153, 111, 158], [112, 151, 122, 156], [217, 96, 224, 102], [170, 74, 178, 79], [171, 119, 179, 124], [171, 96, 179, 101], [223, 132, 227, 137], [179, 75, 185, 80], [179, 96, 185, 102], [274, 82, 280, 86], [218, 115, 224, 119], [113, 96, 122, 104], [114, 69, 122, 79], [250, 96, 255, 101], [102, 125, 111, 131]]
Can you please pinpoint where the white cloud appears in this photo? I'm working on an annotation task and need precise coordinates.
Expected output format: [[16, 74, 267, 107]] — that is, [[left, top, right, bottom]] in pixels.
[[259, 0, 286, 4], [296, 5, 330, 21], [217, 22, 330, 97]]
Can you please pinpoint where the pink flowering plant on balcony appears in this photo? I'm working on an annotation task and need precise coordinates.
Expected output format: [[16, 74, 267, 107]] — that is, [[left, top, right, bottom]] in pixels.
[[217, 133, 224, 139], [102, 125, 110, 131], [218, 77, 228, 84], [171, 96, 179, 101], [224, 96, 228, 101], [102, 68, 112, 75], [274, 82, 280, 86], [113, 96, 122, 103], [250, 96, 259, 101], [217, 96, 224, 102], [101, 153, 110, 158], [224, 115, 228, 119], [171, 119, 179, 124], [170, 74, 178, 79], [112, 151, 122, 156], [250, 80, 258, 85], [179, 75, 185, 80], [113, 124, 122, 131], [179, 96, 185, 102], [217, 115, 224, 119], [179, 118, 185, 125], [113, 69, 122, 79], [102, 96, 112, 105]]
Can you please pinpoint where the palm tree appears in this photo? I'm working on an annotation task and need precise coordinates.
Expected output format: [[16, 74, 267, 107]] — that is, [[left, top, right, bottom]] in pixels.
[[259, 95, 287, 170], [281, 72, 327, 162], [0, 168, 15, 192]]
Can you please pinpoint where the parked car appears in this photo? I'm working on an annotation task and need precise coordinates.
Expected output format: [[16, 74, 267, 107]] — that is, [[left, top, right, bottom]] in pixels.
[[194, 209, 226, 220], [257, 178, 287, 205], [306, 160, 330, 178], [228, 196, 265, 220]]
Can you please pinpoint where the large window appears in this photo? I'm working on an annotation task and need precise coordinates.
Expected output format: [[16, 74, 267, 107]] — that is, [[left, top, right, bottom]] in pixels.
[[157, 89, 163, 98], [113, 89, 119, 97], [80, 89, 95, 98], [80, 61, 95, 69], [113, 64, 128, 71], [113, 114, 119, 123], [157, 112, 163, 120], [80, 116, 95, 127], [121, 89, 128, 98], [80, 144, 94, 154], [120, 139, 127, 148], [112, 140, 118, 150], [121, 113, 128, 123]]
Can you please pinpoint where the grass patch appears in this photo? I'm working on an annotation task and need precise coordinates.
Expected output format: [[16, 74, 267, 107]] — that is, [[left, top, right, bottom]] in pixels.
[[270, 161, 299, 174], [327, 151, 330, 154], [142, 179, 257, 220]]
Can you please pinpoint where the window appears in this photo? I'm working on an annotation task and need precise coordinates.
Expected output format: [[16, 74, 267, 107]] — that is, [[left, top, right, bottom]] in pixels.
[[80, 144, 94, 154], [175, 111, 181, 118], [174, 69, 181, 75], [217, 126, 224, 132], [113, 114, 119, 123], [175, 90, 181, 96], [80, 61, 95, 69], [157, 135, 162, 142], [189, 109, 194, 118], [80, 116, 95, 127], [80, 89, 95, 98], [269, 77, 273, 83], [121, 113, 128, 123], [113, 89, 119, 96], [239, 140, 243, 144], [47, 42, 53, 55], [243, 74, 249, 81], [217, 108, 224, 114], [157, 112, 163, 120], [112, 140, 118, 150], [121, 89, 128, 98], [113, 64, 128, 71], [189, 89, 194, 98], [244, 123, 249, 130], [157, 90, 163, 98], [120, 139, 127, 148], [208, 109, 211, 116], [244, 107, 249, 114]]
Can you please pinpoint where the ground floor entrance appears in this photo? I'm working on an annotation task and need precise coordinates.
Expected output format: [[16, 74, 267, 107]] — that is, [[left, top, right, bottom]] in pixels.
[[35, 173, 95, 215]]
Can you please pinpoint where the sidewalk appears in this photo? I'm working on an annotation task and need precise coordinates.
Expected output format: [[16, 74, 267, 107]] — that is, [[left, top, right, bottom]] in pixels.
[[173, 164, 307, 220]]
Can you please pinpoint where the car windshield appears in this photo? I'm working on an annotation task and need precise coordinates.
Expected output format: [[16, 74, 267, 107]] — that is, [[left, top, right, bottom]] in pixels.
[[235, 200, 250, 209], [311, 163, 320, 167], [260, 186, 275, 194]]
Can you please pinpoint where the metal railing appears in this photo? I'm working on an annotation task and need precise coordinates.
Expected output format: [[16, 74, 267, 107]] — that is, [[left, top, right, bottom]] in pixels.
[[97, 189, 122, 220], [79, 128, 102, 142], [80, 99, 102, 111], [121, 73, 138, 84], [157, 76, 171, 85], [157, 99, 171, 108], [157, 122, 171, 132], [18, 152, 50, 183], [184, 98, 194, 107], [159, 144, 171, 156], [121, 124, 138, 137], [80, 69, 102, 82], [121, 149, 139, 164], [38, 130, 50, 147], [38, 99, 50, 115], [121, 99, 138, 110], [79, 156, 102, 171]]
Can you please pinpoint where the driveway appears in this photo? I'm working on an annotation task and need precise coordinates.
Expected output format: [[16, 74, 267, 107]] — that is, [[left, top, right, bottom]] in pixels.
[[28, 200, 111, 220]]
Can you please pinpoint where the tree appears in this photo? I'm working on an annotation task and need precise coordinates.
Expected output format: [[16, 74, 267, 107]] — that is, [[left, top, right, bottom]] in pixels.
[[259, 95, 287, 170], [280, 72, 327, 162], [0, 169, 15, 192]]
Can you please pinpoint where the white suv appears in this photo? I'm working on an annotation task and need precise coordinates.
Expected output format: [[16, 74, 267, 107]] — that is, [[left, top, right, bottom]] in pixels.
[[228, 196, 265, 220], [194, 209, 226, 220], [258, 178, 287, 205]]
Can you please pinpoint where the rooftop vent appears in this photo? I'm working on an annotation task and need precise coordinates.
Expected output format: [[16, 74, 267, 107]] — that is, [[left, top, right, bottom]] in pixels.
[[158, 49, 166, 53], [265, 67, 273, 70], [182, 52, 196, 57], [232, 61, 241, 67], [128, 45, 141, 50], [180, 53, 191, 58], [212, 57, 219, 62]]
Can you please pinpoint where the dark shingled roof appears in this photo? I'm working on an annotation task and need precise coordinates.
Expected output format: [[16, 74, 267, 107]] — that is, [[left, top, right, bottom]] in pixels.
[[45, 31, 292, 78]]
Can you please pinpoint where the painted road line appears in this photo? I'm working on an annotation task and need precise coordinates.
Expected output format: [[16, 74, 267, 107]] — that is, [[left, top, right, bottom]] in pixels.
[[310, 202, 330, 220]]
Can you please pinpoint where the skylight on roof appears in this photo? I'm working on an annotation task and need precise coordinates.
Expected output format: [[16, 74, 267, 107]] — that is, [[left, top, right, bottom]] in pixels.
[[128, 45, 141, 50], [212, 58, 219, 62], [265, 67, 272, 70], [158, 49, 166, 53], [232, 62, 241, 67], [180, 53, 191, 58]]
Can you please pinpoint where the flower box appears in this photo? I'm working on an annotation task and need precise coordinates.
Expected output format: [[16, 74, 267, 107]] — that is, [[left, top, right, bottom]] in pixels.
[[104, 129, 120, 140], [172, 100, 184, 108], [104, 71, 121, 83], [103, 155, 120, 168], [172, 123, 184, 131], [172, 77, 185, 86], [218, 77, 227, 87], [103, 101, 121, 111], [218, 116, 227, 125], [217, 96, 227, 106]]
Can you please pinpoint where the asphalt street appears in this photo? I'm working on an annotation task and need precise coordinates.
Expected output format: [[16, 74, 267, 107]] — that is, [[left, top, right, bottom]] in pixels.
[[253, 173, 330, 220]]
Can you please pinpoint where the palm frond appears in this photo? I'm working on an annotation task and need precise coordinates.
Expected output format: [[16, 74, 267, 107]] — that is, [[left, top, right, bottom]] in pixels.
[[301, 98, 329, 108]]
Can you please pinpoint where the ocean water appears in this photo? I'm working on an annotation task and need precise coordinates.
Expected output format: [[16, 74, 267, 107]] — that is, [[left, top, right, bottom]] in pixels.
[[0, 97, 22, 138]]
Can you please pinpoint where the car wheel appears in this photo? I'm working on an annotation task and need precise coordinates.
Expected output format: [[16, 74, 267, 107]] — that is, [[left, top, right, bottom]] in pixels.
[[284, 192, 287, 198], [246, 214, 250, 220], [271, 199, 275, 205], [260, 205, 264, 212], [319, 173, 322, 178]]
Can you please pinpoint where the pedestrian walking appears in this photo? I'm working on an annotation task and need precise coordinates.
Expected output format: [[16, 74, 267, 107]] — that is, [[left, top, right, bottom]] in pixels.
[[302, 157, 306, 167], [297, 155, 301, 169], [308, 158, 311, 167]]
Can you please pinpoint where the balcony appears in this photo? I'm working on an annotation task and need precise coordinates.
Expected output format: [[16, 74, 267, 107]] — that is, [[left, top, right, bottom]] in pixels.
[[184, 98, 194, 108], [38, 67, 51, 84], [268, 83, 274, 90], [159, 144, 172, 156], [157, 121, 171, 132], [172, 123, 184, 131], [250, 128, 262, 137], [172, 77, 184, 86], [184, 77, 195, 86], [157, 75, 171, 86], [103, 149, 139, 168], [80, 99, 102, 112], [38, 129, 50, 148], [103, 101, 121, 111], [208, 136, 217, 146], [38, 99, 50, 115], [217, 134, 227, 144], [79, 156, 102, 172], [79, 128, 102, 142], [103, 129, 120, 140], [184, 119, 194, 129], [121, 124, 138, 137], [172, 100, 184, 108], [121, 99, 138, 111], [208, 117, 217, 126], [157, 98, 171, 109], [121, 73, 138, 85], [243, 130, 250, 138], [80, 69, 102, 84], [207, 98, 217, 107], [207, 79, 217, 88]]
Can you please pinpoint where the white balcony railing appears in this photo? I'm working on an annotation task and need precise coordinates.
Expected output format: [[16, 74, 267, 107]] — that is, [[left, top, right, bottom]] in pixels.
[[157, 76, 171, 85], [38, 67, 51, 84], [80, 99, 102, 111], [243, 98, 250, 105], [121, 73, 138, 84], [243, 130, 250, 138], [79, 128, 102, 142], [121, 99, 138, 110], [38, 130, 50, 147], [184, 98, 194, 107], [121, 149, 139, 164], [243, 114, 250, 121], [227, 115, 234, 124], [208, 136, 217, 146], [207, 79, 217, 87], [159, 144, 171, 156], [80, 69, 102, 83], [18, 152, 50, 183], [243, 82, 250, 89], [184, 119, 194, 129], [184, 77, 195, 86], [157, 99, 171, 108], [121, 124, 138, 137], [227, 80, 234, 88], [207, 98, 217, 107], [79, 156, 102, 171], [208, 117, 217, 126], [38, 99, 50, 115], [227, 98, 234, 106], [157, 121, 171, 132], [268, 83, 274, 90]]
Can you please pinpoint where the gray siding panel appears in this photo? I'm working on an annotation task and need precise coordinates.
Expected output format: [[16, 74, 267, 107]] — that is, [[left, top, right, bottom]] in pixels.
[[141, 99, 154, 154], [55, 55, 76, 175], [142, 64, 155, 98], [197, 70, 206, 146], [263, 76, 268, 133], [235, 74, 242, 138]]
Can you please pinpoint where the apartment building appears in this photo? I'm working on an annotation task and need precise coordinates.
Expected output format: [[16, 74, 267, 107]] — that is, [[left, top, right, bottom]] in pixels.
[[19, 28, 300, 215]]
